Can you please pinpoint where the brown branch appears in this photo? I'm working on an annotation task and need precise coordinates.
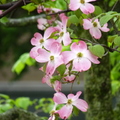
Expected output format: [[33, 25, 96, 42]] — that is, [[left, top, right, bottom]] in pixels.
[[0, 0, 31, 18]]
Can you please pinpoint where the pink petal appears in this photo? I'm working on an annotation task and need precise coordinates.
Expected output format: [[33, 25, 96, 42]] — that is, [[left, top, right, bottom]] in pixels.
[[53, 92, 68, 104], [100, 23, 110, 32], [62, 51, 75, 64], [73, 58, 91, 72], [68, 91, 82, 101], [89, 27, 102, 39], [62, 32, 71, 46], [50, 42, 62, 55], [58, 105, 73, 119], [54, 55, 64, 68], [69, 0, 80, 11], [44, 39, 56, 50], [73, 99, 88, 112], [29, 46, 39, 59], [31, 32, 43, 46], [37, 18, 47, 30], [44, 27, 57, 40], [80, 3, 95, 14], [84, 50, 100, 64], [35, 48, 50, 62], [71, 41, 87, 52], [46, 61, 55, 75], [83, 19, 92, 30], [53, 81, 62, 92]]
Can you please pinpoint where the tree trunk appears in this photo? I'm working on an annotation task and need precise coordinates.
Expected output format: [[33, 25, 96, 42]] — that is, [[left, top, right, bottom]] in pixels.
[[84, 36, 113, 120]]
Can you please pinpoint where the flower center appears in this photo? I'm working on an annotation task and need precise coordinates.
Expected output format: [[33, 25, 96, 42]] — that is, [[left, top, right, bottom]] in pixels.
[[50, 56, 54, 61], [77, 52, 83, 58], [67, 99, 72, 105], [40, 39, 44, 43], [93, 22, 97, 27], [60, 32, 64, 37], [80, 0, 85, 4]]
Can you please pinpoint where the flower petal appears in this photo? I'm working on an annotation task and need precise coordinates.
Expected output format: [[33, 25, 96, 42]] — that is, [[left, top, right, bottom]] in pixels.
[[35, 48, 50, 62], [100, 23, 110, 32], [62, 51, 75, 64], [69, 0, 80, 11], [73, 99, 88, 112], [62, 32, 71, 46], [83, 19, 92, 30], [73, 58, 91, 72], [44, 27, 57, 40], [89, 27, 102, 39], [58, 105, 73, 119], [53, 92, 68, 104]]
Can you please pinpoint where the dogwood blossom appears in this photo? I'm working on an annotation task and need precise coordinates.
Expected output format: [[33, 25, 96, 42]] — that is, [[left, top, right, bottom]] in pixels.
[[55, 14, 71, 46], [83, 19, 110, 39], [42, 74, 61, 92], [62, 41, 100, 72], [35, 42, 64, 75], [69, 0, 96, 14], [53, 91, 88, 119]]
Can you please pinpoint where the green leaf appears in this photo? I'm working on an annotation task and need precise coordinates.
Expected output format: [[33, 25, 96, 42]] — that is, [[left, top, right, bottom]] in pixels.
[[93, 6, 103, 16], [0, 17, 8, 24], [114, 36, 120, 46], [68, 15, 80, 26], [89, 45, 105, 58], [15, 97, 31, 110], [57, 64, 66, 76], [50, 76, 62, 83], [22, 3, 37, 12], [12, 60, 25, 74], [0, 94, 9, 99], [111, 80, 120, 95], [62, 45, 70, 51], [107, 35, 118, 43], [0, 104, 12, 113]]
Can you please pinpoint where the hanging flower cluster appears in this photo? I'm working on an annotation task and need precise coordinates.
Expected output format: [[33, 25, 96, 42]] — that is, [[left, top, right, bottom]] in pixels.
[[29, 0, 110, 119]]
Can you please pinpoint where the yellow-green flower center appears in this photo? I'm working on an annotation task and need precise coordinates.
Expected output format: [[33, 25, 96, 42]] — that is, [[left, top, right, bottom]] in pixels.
[[80, 0, 85, 4], [60, 32, 64, 37], [77, 52, 83, 58], [40, 39, 44, 43], [50, 56, 54, 61], [93, 22, 97, 27], [67, 99, 72, 105]]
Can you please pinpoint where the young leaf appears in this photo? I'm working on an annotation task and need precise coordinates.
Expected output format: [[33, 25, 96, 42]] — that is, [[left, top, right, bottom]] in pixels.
[[57, 64, 66, 76], [68, 15, 79, 26], [89, 45, 105, 58], [114, 36, 120, 46]]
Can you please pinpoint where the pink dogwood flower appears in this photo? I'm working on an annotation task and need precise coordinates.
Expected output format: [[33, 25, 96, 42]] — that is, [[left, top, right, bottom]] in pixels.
[[35, 42, 64, 75], [55, 14, 71, 46], [31, 27, 56, 50], [53, 91, 88, 119], [83, 19, 110, 39], [62, 41, 100, 72], [42, 74, 61, 92], [69, 0, 96, 14]]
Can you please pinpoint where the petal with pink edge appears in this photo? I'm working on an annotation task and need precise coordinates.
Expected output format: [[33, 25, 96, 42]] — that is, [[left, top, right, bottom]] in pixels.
[[30, 46, 39, 59], [44, 27, 57, 40], [46, 61, 55, 75], [62, 51, 75, 64], [73, 99, 88, 112], [71, 41, 87, 53], [84, 50, 100, 64], [50, 42, 62, 55], [69, 0, 80, 11], [68, 91, 82, 101], [53, 92, 68, 104], [62, 32, 71, 46], [31, 32, 43, 46], [58, 105, 73, 119], [73, 58, 91, 72], [100, 23, 110, 32], [89, 27, 101, 39], [35, 48, 50, 63], [83, 19, 92, 30]]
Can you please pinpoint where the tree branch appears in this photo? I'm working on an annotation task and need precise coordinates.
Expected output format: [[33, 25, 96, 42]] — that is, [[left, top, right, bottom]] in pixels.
[[0, 14, 46, 27], [0, 0, 31, 18]]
